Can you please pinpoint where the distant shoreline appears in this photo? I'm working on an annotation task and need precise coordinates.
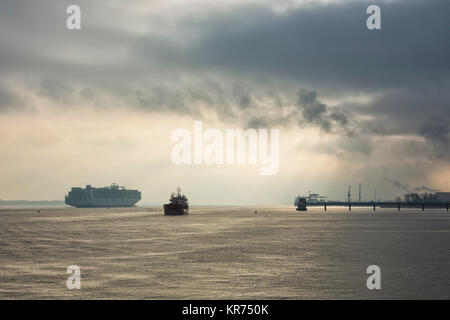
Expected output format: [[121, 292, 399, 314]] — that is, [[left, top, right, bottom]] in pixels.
[[0, 200, 64, 205]]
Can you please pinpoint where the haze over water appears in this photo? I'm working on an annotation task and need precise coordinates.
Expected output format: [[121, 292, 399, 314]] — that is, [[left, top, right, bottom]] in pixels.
[[0, 206, 449, 299]]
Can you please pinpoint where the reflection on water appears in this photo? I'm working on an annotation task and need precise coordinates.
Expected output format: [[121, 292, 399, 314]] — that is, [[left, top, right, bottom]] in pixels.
[[0, 206, 449, 299]]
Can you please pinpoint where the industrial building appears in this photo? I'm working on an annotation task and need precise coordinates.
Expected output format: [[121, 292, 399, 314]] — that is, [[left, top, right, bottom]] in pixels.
[[436, 192, 450, 202]]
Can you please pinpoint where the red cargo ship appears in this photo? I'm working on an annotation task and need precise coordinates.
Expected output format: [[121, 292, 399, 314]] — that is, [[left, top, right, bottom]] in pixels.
[[163, 187, 189, 215]]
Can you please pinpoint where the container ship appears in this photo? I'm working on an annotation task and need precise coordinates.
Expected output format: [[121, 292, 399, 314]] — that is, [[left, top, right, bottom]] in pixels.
[[164, 187, 189, 215], [65, 183, 141, 208]]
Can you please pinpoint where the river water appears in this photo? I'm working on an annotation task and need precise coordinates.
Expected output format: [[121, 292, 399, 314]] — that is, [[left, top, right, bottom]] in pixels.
[[0, 206, 449, 299]]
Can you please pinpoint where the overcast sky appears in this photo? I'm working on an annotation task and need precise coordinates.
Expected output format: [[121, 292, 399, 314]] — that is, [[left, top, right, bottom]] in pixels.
[[0, 0, 449, 204]]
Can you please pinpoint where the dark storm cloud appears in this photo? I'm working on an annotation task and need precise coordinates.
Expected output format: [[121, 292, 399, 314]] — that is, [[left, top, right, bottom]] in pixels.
[[297, 89, 351, 133], [151, 0, 450, 91], [0, 0, 449, 160], [133, 0, 450, 153], [239, 88, 354, 133], [348, 88, 450, 157], [3, 0, 449, 92]]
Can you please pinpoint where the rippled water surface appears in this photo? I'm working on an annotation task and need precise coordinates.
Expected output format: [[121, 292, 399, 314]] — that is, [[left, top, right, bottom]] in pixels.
[[0, 206, 449, 299]]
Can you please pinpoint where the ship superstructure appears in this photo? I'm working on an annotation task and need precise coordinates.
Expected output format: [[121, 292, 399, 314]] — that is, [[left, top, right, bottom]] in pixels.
[[295, 191, 327, 206], [65, 183, 141, 208], [163, 187, 189, 215]]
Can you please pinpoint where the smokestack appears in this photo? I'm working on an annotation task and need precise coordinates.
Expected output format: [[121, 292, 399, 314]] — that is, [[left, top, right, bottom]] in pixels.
[[359, 183, 361, 202]]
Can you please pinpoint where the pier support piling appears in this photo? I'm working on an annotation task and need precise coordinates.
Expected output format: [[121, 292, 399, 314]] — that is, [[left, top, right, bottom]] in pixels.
[[301, 201, 447, 212]]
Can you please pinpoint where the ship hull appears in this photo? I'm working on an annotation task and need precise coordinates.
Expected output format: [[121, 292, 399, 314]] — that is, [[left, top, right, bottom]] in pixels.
[[163, 203, 189, 215], [65, 198, 140, 208]]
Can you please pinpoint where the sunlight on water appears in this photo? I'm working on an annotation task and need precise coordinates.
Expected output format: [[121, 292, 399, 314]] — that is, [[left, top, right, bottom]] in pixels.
[[0, 206, 449, 299]]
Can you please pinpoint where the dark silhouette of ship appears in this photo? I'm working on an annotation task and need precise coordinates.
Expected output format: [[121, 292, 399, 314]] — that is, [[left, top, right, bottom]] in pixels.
[[164, 187, 189, 215], [65, 183, 141, 208], [296, 198, 307, 211]]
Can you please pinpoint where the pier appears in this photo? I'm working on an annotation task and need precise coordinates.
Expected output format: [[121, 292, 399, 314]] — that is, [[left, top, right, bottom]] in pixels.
[[304, 201, 450, 211]]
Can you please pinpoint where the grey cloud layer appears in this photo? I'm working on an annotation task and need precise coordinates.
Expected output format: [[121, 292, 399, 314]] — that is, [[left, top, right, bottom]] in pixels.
[[148, 0, 450, 91], [0, 0, 449, 161], [2, 0, 449, 87]]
